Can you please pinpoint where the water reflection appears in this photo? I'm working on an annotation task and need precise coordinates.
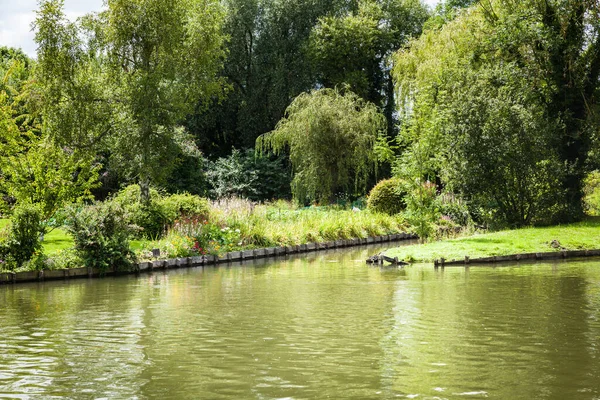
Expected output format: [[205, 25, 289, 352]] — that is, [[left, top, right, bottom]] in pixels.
[[1, 247, 600, 399]]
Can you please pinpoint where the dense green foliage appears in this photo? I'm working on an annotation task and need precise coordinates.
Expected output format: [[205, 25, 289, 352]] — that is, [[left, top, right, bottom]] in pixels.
[[394, 0, 600, 228], [308, 0, 427, 137], [257, 88, 385, 203], [189, 0, 428, 156], [110, 185, 210, 238], [584, 171, 600, 216], [367, 178, 406, 215], [65, 202, 136, 272], [206, 149, 291, 200], [0, 203, 45, 270], [34, 0, 226, 201]]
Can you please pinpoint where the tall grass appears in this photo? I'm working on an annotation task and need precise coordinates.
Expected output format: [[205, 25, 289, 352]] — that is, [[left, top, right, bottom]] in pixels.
[[208, 198, 407, 248]]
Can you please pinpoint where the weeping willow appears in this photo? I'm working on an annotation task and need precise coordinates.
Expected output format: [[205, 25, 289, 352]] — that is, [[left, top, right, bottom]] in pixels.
[[257, 88, 385, 203]]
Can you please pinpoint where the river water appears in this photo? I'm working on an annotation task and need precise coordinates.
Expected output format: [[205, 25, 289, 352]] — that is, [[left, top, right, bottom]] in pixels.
[[1, 243, 600, 399]]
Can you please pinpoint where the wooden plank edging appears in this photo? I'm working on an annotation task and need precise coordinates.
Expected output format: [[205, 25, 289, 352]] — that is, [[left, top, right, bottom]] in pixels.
[[434, 249, 600, 267]]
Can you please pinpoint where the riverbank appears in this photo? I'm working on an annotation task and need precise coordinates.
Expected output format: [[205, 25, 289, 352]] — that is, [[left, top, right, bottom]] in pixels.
[[385, 217, 600, 262], [1, 201, 410, 274], [0, 233, 417, 284]]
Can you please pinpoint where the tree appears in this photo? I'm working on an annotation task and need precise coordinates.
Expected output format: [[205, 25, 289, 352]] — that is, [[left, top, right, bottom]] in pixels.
[[34, 0, 227, 202], [187, 0, 355, 158], [257, 88, 385, 203], [393, 0, 600, 227], [0, 66, 99, 224], [308, 0, 428, 137]]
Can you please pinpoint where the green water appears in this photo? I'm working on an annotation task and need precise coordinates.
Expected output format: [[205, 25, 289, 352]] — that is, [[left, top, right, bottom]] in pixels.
[[2, 244, 600, 399]]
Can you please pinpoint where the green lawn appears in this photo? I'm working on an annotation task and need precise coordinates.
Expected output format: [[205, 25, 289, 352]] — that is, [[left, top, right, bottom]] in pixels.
[[1, 219, 73, 254], [386, 217, 600, 262]]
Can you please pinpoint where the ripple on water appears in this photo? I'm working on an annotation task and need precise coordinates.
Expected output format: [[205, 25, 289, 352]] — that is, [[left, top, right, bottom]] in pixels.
[[1, 254, 600, 398]]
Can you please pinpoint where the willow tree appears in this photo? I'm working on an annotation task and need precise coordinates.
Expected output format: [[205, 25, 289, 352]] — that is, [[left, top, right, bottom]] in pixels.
[[257, 88, 385, 203], [34, 0, 226, 202]]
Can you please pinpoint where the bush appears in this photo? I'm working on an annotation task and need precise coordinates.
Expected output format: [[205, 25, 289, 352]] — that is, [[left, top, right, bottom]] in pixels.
[[111, 185, 210, 239], [160, 193, 210, 222], [1, 203, 45, 270], [404, 180, 440, 239], [438, 192, 472, 227], [367, 178, 407, 215], [584, 171, 600, 216], [65, 202, 136, 272], [206, 149, 291, 201]]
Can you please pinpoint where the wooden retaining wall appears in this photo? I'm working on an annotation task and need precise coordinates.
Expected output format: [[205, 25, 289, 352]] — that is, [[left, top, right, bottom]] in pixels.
[[0, 233, 418, 285], [434, 249, 600, 267]]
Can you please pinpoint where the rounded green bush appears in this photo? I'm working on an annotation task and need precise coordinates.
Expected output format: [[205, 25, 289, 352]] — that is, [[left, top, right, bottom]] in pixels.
[[367, 178, 406, 215], [110, 185, 211, 238], [160, 193, 210, 222]]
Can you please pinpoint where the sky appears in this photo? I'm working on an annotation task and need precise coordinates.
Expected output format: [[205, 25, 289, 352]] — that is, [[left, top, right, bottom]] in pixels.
[[0, 0, 439, 57]]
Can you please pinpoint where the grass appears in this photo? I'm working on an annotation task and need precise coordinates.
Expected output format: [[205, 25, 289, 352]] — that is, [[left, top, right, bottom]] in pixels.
[[385, 217, 600, 262], [1, 219, 73, 254], [135, 199, 409, 260], [1, 200, 408, 263]]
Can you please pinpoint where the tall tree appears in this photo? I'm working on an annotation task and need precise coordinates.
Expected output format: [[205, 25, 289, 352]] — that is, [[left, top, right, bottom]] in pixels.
[[188, 0, 353, 158], [393, 0, 600, 226], [308, 0, 428, 137], [34, 0, 227, 202]]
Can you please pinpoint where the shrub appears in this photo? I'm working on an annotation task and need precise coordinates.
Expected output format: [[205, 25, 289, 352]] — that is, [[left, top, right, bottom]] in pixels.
[[438, 192, 472, 227], [584, 171, 600, 216], [160, 193, 210, 221], [206, 149, 291, 201], [2, 203, 45, 270], [367, 178, 407, 215], [404, 180, 440, 239], [111, 185, 211, 238], [65, 202, 137, 272]]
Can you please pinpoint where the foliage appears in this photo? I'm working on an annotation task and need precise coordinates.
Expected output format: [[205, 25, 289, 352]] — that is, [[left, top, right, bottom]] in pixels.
[[0, 63, 99, 222], [34, 0, 227, 201], [161, 193, 210, 221], [393, 0, 600, 227], [188, 0, 348, 157], [403, 180, 440, 239], [0, 203, 45, 270], [367, 178, 407, 215], [0, 46, 32, 105], [111, 185, 210, 239], [206, 149, 291, 200], [46, 249, 82, 270], [110, 185, 167, 238], [438, 192, 472, 227], [65, 202, 136, 272], [257, 88, 385, 203], [583, 171, 600, 216], [308, 0, 428, 137], [165, 153, 208, 196]]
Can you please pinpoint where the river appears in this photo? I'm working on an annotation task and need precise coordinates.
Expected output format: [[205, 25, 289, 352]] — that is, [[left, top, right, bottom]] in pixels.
[[1, 243, 600, 399]]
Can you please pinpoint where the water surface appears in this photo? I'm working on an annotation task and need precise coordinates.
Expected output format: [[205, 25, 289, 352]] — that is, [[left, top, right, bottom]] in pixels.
[[1, 244, 600, 399]]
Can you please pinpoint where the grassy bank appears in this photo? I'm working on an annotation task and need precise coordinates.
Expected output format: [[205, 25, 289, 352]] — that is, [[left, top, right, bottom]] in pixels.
[[135, 199, 408, 260], [1, 200, 408, 272], [385, 218, 600, 262]]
